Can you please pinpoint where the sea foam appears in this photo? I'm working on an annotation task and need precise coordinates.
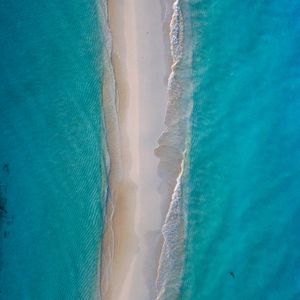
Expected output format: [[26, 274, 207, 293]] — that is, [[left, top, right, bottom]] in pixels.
[[155, 0, 193, 299]]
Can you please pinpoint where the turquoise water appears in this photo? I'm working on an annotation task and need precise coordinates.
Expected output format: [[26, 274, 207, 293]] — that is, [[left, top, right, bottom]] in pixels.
[[2, 0, 300, 299], [0, 1, 105, 299], [180, 0, 300, 299]]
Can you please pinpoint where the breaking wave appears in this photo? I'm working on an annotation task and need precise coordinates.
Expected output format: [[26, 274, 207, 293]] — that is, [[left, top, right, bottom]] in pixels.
[[155, 0, 193, 299]]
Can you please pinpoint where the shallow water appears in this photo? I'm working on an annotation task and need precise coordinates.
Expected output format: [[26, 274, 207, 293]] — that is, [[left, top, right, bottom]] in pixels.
[[179, 0, 300, 299], [0, 1, 106, 298], [2, 0, 300, 299]]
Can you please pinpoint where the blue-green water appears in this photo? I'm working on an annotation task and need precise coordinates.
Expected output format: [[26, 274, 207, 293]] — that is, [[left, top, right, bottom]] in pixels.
[[180, 0, 300, 299], [0, 1, 106, 299], [2, 0, 300, 299]]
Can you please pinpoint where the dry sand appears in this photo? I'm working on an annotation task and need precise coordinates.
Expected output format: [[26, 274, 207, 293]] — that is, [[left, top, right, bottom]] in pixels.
[[101, 0, 173, 299]]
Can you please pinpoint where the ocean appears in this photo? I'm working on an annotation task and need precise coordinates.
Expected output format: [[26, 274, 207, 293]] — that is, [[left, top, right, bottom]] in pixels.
[[177, 0, 300, 299], [0, 0, 106, 299], [1, 0, 300, 299]]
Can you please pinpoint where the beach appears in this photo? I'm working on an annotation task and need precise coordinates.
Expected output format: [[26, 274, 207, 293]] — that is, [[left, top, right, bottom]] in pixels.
[[101, 0, 173, 299], [2, 0, 298, 299]]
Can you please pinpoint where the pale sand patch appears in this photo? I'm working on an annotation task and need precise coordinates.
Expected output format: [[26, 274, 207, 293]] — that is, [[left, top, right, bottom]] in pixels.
[[101, 0, 173, 299]]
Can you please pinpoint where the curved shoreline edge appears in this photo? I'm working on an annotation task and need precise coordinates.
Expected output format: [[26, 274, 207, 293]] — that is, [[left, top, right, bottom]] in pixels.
[[98, 0, 125, 298], [155, 0, 193, 298]]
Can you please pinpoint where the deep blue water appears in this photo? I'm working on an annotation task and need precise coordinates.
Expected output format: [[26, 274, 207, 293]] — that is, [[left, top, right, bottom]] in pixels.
[[0, 1, 105, 299], [181, 0, 300, 299]]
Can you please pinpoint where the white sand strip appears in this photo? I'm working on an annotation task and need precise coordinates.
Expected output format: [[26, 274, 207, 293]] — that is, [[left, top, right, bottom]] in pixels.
[[101, 0, 173, 299]]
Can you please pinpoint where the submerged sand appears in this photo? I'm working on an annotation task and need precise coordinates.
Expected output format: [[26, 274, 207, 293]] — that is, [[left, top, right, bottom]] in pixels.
[[101, 0, 174, 299]]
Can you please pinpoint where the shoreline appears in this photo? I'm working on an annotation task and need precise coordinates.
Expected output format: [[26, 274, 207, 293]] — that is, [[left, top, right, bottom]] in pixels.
[[100, 0, 139, 299], [100, 0, 174, 299]]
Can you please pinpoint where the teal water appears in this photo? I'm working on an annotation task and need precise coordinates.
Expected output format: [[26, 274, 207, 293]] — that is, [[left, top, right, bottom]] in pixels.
[[0, 1, 106, 299], [180, 0, 300, 299]]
